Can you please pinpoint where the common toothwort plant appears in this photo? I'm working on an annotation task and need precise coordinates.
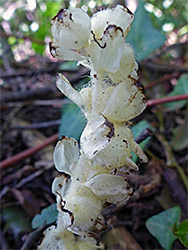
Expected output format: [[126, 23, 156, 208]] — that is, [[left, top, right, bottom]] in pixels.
[[38, 5, 148, 249]]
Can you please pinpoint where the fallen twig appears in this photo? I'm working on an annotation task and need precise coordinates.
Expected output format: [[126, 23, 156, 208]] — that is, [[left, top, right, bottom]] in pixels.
[[147, 94, 188, 107], [144, 73, 179, 90], [0, 133, 58, 170], [142, 61, 188, 73], [0, 66, 78, 79], [0, 87, 56, 103], [15, 162, 53, 188], [135, 128, 153, 144], [151, 41, 188, 60], [1, 99, 70, 108], [10, 119, 61, 130], [0, 65, 89, 80], [162, 168, 188, 215]]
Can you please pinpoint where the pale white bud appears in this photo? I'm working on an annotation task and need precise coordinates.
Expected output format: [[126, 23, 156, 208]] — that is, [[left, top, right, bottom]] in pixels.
[[51, 8, 91, 49], [89, 25, 125, 75], [50, 42, 85, 61], [91, 5, 134, 39], [109, 43, 135, 82], [50, 8, 91, 61], [53, 136, 79, 176], [56, 74, 84, 109]]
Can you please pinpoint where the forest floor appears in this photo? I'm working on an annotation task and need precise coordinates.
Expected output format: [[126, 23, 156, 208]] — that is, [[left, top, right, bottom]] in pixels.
[[1, 47, 187, 250]]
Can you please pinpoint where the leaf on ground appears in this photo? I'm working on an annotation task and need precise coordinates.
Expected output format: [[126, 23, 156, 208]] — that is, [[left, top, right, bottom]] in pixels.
[[127, 0, 166, 61], [163, 74, 188, 110], [32, 203, 58, 229], [146, 206, 181, 250], [59, 102, 86, 141], [132, 120, 153, 162], [173, 220, 188, 247], [2, 207, 31, 238]]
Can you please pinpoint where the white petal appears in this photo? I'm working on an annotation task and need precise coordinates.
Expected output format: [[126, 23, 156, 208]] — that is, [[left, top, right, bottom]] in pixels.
[[57, 74, 84, 109], [89, 26, 124, 74], [51, 8, 91, 49], [84, 174, 132, 203], [109, 43, 136, 82], [37, 226, 69, 250], [63, 189, 102, 235], [79, 87, 92, 116], [91, 124, 137, 170], [58, 211, 73, 229], [80, 115, 113, 159], [131, 141, 148, 163], [37, 224, 101, 250], [53, 137, 79, 175], [50, 42, 85, 61], [91, 5, 134, 39], [103, 78, 147, 122], [52, 176, 70, 197]]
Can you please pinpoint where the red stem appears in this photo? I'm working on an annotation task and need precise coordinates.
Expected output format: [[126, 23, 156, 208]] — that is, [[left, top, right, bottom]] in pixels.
[[0, 133, 59, 170], [147, 94, 188, 107]]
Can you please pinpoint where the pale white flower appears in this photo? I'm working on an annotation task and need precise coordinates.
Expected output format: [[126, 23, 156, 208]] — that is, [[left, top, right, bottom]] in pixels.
[[108, 43, 136, 82], [84, 174, 132, 203], [56, 74, 146, 122], [91, 5, 134, 39], [102, 78, 147, 122], [89, 25, 125, 75], [44, 5, 149, 246], [56, 74, 147, 172], [50, 5, 134, 75], [50, 8, 91, 61], [80, 114, 147, 170], [37, 224, 103, 250], [52, 137, 134, 235]]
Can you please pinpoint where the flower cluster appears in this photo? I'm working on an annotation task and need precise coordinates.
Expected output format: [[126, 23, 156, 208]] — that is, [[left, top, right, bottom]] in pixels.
[[38, 5, 147, 249]]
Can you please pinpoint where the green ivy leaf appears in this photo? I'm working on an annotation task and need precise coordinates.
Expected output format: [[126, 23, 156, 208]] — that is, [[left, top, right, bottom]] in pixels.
[[58, 102, 86, 141], [127, 0, 166, 61], [163, 74, 188, 110], [146, 206, 181, 250], [32, 204, 58, 229], [173, 220, 188, 247]]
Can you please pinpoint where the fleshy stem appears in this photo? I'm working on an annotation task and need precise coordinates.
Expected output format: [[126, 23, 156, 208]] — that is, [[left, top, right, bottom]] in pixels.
[[157, 134, 188, 192], [91, 75, 103, 113]]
